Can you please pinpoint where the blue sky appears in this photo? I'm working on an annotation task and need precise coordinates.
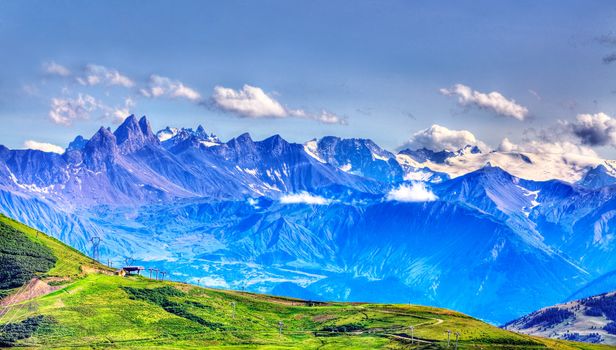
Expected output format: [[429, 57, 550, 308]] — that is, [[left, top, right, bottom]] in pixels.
[[1, 0, 616, 157]]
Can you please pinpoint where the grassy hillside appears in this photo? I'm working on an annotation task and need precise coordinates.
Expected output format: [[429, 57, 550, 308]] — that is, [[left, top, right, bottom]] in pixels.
[[0, 214, 612, 349]]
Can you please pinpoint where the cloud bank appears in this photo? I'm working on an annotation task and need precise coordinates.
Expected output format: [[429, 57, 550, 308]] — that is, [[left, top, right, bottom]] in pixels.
[[386, 183, 438, 202], [440, 83, 528, 121]]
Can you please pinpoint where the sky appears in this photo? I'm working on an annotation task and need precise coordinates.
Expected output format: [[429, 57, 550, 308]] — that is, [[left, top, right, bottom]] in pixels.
[[1, 0, 616, 158]]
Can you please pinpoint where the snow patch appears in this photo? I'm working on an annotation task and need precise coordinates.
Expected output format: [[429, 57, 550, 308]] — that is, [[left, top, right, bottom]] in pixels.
[[303, 140, 326, 163], [339, 163, 352, 172], [371, 152, 390, 161], [199, 140, 219, 147]]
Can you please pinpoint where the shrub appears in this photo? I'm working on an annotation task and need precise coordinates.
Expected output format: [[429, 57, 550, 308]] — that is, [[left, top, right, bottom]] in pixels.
[[0, 315, 53, 347], [122, 286, 224, 330]]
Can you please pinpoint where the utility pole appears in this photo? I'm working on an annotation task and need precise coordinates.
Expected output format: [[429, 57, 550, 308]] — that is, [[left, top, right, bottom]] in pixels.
[[231, 301, 236, 319], [89, 236, 101, 261], [278, 321, 284, 337], [148, 268, 154, 279], [409, 325, 414, 344], [446, 330, 451, 347], [154, 269, 159, 280], [160, 271, 167, 281], [454, 332, 460, 350]]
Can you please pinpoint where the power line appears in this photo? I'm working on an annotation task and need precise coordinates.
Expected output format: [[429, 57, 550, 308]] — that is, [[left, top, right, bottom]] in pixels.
[[88, 236, 101, 261]]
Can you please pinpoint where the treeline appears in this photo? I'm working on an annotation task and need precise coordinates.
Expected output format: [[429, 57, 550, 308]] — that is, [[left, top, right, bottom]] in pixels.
[[0, 221, 56, 291], [581, 293, 616, 321], [521, 308, 574, 329]]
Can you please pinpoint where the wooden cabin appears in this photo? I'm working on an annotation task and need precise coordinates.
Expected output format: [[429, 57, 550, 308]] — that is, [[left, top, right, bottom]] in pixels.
[[118, 266, 145, 276]]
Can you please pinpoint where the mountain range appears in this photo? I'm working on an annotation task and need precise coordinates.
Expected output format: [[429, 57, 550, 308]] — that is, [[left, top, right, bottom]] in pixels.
[[2, 114, 616, 324]]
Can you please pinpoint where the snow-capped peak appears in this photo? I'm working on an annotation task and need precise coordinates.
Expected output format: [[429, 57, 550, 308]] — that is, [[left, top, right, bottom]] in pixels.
[[157, 127, 178, 142]]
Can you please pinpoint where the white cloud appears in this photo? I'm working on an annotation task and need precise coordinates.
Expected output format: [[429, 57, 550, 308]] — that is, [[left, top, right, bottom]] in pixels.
[[23, 140, 64, 154], [400, 124, 487, 151], [212, 84, 346, 125], [49, 93, 101, 125], [213, 85, 287, 118], [386, 183, 438, 202], [279, 192, 330, 205], [569, 112, 616, 147], [77, 64, 134, 87], [440, 83, 529, 121], [140, 75, 201, 101], [42, 61, 71, 77]]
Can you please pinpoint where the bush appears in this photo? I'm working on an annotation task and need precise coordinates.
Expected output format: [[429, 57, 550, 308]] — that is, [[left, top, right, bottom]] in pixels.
[[0, 315, 53, 347]]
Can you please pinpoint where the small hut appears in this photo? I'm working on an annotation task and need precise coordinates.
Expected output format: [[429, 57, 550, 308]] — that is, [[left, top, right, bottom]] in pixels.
[[119, 266, 145, 276]]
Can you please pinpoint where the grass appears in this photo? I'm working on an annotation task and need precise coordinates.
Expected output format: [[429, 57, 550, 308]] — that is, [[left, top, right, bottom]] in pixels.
[[0, 214, 614, 349]]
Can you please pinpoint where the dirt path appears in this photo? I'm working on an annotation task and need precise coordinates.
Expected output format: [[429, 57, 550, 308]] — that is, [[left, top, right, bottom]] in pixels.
[[0, 278, 61, 317]]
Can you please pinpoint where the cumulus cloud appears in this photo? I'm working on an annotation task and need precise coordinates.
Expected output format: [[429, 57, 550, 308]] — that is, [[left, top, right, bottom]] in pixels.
[[140, 74, 201, 101], [213, 85, 286, 118], [42, 61, 71, 77], [279, 192, 330, 205], [440, 83, 529, 121], [49, 93, 102, 125], [23, 140, 64, 154], [386, 183, 438, 202], [569, 112, 616, 147], [212, 84, 346, 125], [77, 64, 134, 87], [400, 124, 487, 152]]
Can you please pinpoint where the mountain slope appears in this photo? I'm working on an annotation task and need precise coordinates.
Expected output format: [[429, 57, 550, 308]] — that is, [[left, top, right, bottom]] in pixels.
[[0, 215, 610, 349], [504, 291, 616, 346]]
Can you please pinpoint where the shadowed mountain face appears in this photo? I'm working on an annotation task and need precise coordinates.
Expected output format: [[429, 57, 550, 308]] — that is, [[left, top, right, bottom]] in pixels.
[[2, 115, 616, 324]]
